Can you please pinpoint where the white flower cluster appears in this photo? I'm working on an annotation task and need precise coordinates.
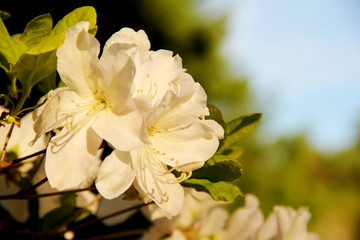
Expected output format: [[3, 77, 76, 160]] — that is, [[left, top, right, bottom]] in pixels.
[[31, 22, 224, 218], [143, 189, 321, 240]]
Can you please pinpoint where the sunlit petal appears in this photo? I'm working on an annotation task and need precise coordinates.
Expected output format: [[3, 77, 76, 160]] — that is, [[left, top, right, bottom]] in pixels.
[[96, 150, 135, 199]]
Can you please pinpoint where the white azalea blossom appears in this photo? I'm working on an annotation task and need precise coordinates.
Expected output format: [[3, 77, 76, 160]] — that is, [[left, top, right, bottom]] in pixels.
[[142, 192, 321, 240], [95, 28, 224, 218], [32, 22, 148, 190], [0, 107, 99, 221]]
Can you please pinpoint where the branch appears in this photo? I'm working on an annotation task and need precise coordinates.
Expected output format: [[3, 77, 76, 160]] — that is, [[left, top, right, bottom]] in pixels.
[[0, 187, 96, 200], [0, 122, 15, 168]]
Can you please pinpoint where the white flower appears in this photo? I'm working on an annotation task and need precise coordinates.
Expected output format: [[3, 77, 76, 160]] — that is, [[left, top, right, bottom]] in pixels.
[[95, 29, 224, 218], [0, 107, 99, 222], [0, 106, 48, 222], [218, 194, 321, 240], [141, 188, 228, 240], [32, 22, 148, 190]]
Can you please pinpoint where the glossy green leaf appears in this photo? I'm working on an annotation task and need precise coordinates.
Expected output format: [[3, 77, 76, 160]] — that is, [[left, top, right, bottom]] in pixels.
[[52, 6, 97, 35], [27, 6, 97, 54], [182, 179, 243, 201], [206, 104, 226, 131], [219, 113, 262, 152], [0, 18, 17, 71], [191, 154, 243, 182], [15, 50, 57, 90]]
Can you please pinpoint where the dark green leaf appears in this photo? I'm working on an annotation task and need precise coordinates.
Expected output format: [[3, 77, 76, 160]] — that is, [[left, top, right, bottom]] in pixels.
[[182, 179, 243, 201], [206, 104, 226, 131], [191, 154, 243, 182], [37, 70, 57, 93], [219, 113, 262, 152]]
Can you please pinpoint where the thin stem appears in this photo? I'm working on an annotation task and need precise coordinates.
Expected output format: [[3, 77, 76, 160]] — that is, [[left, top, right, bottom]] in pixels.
[[77, 228, 151, 240], [0, 187, 96, 200], [64, 202, 151, 234], [11, 149, 46, 166], [18, 154, 45, 193], [0, 122, 15, 168], [19, 177, 48, 194]]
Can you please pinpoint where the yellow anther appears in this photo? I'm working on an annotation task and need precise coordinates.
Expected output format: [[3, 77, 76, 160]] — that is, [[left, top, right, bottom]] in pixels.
[[146, 73, 150, 78], [174, 82, 179, 86], [168, 82, 172, 86]]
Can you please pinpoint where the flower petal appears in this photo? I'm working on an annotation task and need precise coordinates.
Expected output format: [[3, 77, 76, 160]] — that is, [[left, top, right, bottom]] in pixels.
[[151, 121, 222, 169], [133, 50, 184, 106], [32, 88, 90, 144], [57, 21, 100, 97], [97, 46, 135, 114], [45, 123, 102, 190], [103, 27, 150, 62], [91, 108, 149, 152], [96, 150, 135, 199], [133, 147, 184, 218], [149, 82, 208, 131]]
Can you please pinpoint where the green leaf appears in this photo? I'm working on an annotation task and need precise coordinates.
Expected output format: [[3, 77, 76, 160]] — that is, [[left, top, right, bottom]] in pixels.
[[52, 6, 97, 36], [0, 10, 11, 20], [27, 6, 97, 54], [182, 179, 243, 201], [37, 70, 57, 93], [191, 154, 243, 182], [20, 14, 53, 48], [15, 50, 57, 90], [0, 17, 17, 71], [219, 113, 262, 152], [206, 104, 226, 131]]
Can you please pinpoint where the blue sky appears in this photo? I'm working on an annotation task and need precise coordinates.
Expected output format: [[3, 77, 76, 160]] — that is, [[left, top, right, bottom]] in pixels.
[[200, 0, 360, 152]]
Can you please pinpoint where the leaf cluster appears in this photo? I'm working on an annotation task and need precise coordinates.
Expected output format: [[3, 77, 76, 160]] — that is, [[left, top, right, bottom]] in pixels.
[[0, 6, 97, 116]]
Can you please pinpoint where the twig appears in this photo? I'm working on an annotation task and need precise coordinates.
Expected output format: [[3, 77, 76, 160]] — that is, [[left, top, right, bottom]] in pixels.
[[77, 228, 151, 240], [11, 149, 46, 165], [18, 154, 45, 193], [0, 187, 96, 200], [63, 202, 151, 234], [0, 122, 15, 168], [19, 177, 48, 195]]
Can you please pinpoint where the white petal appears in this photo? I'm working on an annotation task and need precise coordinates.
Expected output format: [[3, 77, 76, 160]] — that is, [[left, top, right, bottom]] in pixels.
[[103, 27, 150, 62], [151, 121, 221, 168], [57, 22, 100, 97], [32, 88, 89, 143], [97, 46, 135, 114], [150, 83, 208, 131], [96, 150, 135, 199], [133, 50, 184, 105], [45, 123, 102, 190], [133, 148, 184, 218], [91, 108, 149, 152], [220, 194, 264, 240]]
